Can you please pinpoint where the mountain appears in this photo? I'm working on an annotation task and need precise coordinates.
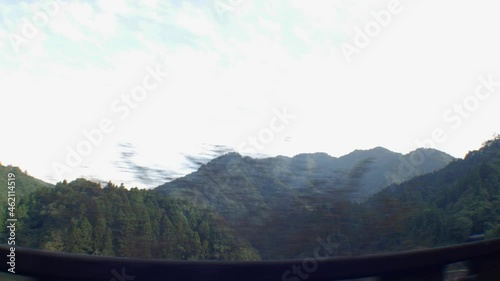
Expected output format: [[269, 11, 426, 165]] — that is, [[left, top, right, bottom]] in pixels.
[[363, 136, 500, 251], [155, 147, 454, 258], [4, 179, 260, 260], [2, 138, 499, 260], [257, 136, 500, 258], [0, 163, 53, 193], [155, 147, 454, 216], [0, 163, 53, 231]]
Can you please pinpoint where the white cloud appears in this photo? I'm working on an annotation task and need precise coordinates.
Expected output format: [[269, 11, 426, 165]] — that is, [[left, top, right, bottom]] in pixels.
[[94, 13, 118, 35], [0, 28, 6, 51], [143, 0, 159, 9], [50, 14, 88, 41], [175, 4, 216, 36], [97, 0, 130, 14], [1, 0, 500, 187]]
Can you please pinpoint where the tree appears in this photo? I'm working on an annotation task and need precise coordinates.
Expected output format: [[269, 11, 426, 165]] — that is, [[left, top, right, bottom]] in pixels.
[[68, 217, 93, 254], [450, 216, 473, 242]]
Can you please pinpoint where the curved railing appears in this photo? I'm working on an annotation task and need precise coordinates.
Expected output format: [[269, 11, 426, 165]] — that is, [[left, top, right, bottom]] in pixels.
[[1, 238, 500, 281]]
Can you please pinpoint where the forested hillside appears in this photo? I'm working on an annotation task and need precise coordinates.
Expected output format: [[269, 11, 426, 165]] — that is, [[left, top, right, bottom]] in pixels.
[[0, 164, 52, 231], [154, 137, 500, 259], [5, 179, 259, 260], [154, 147, 453, 258], [1, 137, 499, 260], [264, 136, 500, 258], [365, 136, 500, 251]]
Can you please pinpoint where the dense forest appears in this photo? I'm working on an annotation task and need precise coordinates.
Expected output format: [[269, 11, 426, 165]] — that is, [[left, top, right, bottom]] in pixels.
[[1, 136, 499, 260], [3, 179, 259, 260], [366, 136, 500, 250], [0, 165, 52, 231], [243, 136, 500, 259]]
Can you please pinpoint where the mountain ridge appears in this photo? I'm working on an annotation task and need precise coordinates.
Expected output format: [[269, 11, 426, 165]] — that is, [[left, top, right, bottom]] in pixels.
[[3, 137, 500, 260], [155, 146, 455, 257], [157, 145, 455, 200]]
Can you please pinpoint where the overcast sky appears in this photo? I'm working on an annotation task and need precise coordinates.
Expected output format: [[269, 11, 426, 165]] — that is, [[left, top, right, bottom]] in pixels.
[[1, 0, 499, 188]]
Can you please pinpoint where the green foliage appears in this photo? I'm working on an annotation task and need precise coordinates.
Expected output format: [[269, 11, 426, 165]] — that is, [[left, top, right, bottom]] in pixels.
[[0, 164, 53, 235], [361, 136, 500, 252], [1, 136, 499, 260], [168, 136, 500, 259], [2, 178, 259, 260]]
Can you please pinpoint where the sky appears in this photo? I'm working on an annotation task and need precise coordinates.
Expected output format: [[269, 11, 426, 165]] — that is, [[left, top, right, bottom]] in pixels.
[[1, 0, 500, 189]]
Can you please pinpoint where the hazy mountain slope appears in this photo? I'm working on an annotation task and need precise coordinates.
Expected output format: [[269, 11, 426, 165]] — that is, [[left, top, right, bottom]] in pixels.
[[155, 147, 454, 258], [156, 147, 454, 209]]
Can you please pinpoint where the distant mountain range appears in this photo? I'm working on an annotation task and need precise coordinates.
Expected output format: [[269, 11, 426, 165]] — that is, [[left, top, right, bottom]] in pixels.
[[4, 139, 500, 260], [156, 147, 454, 220], [155, 147, 455, 258]]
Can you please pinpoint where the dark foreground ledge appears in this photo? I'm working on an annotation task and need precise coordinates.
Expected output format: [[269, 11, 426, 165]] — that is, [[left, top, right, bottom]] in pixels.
[[1, 238, 500, 281]]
